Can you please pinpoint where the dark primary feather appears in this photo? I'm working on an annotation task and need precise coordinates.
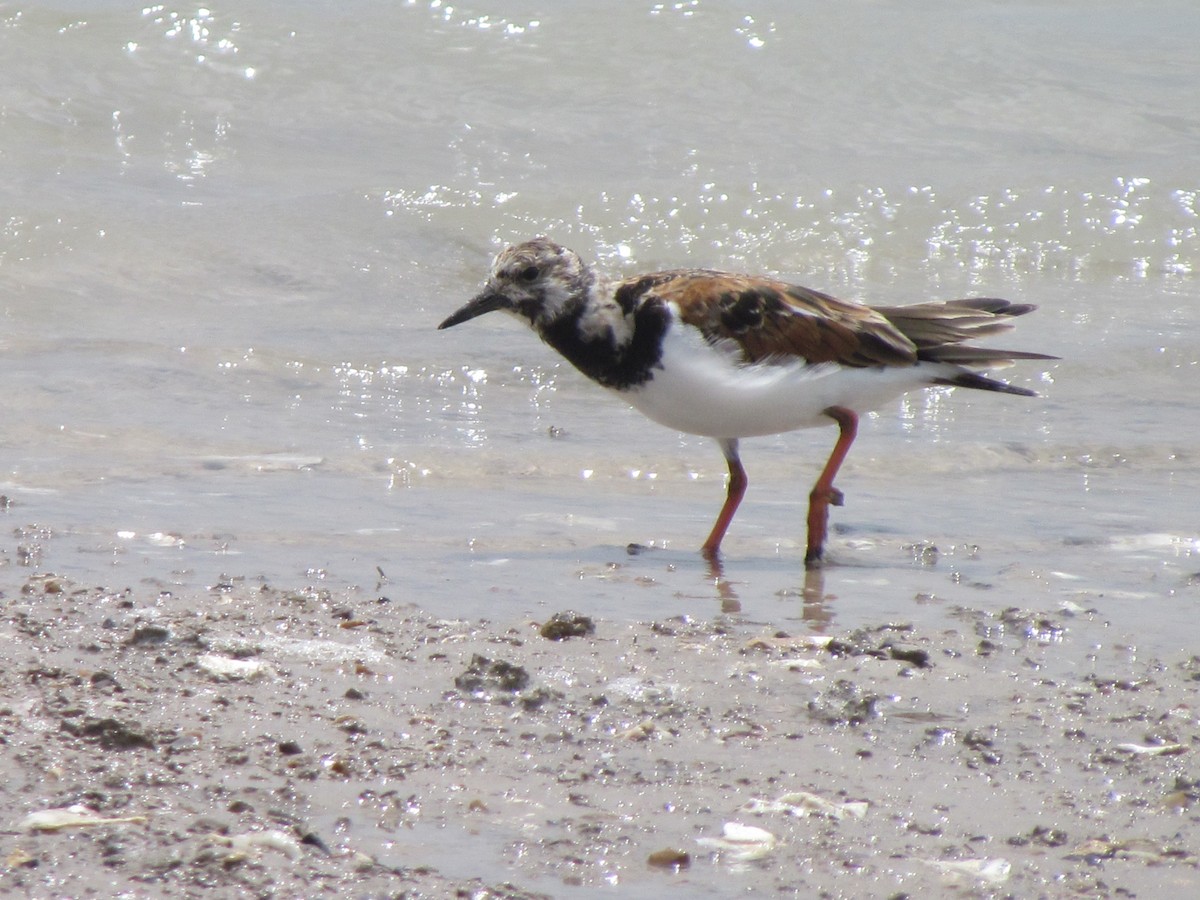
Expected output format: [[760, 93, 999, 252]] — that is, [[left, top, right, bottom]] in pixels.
[[931, 370, 1037, 397]]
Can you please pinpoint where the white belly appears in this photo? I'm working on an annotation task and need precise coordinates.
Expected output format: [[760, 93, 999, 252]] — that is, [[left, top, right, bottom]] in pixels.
[[621, 322, 939, 439]]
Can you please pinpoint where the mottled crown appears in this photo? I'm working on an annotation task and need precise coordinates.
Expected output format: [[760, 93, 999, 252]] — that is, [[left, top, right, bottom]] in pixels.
[[488, 238, 593, 326]]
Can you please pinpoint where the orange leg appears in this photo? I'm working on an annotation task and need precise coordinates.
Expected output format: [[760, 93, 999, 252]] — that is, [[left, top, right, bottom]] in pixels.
[[701, 439, 746, 560], [805, 406, 859, 568]]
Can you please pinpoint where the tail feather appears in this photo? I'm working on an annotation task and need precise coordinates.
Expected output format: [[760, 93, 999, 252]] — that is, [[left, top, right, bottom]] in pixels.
[[932, 370, 1038, 397]]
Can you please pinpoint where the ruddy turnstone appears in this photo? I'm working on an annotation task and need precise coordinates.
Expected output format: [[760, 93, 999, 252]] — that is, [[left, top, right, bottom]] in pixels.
[[439, 238, 1054, 567]]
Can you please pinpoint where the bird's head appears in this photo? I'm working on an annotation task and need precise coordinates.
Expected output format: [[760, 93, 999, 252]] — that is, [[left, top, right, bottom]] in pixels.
[[438, 238, 592, 332]]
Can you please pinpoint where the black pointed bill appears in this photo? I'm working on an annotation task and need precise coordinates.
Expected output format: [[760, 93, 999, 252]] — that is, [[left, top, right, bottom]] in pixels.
[[438, 289, 508, 330]]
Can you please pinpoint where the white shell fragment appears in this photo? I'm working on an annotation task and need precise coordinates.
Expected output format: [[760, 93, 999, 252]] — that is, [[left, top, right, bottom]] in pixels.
[[1067, 837, 1199, 864], [618, 720, 657, 741], [921, 857, 1012, 884], [197, 653, 270, 681], [20, 804, 148, 833], [744, 634, 830, 672], [1115, 742, 1187, 756], [696, 822, 778, 861], [209, 829, 303, 861], [742, 791, 868, 820]]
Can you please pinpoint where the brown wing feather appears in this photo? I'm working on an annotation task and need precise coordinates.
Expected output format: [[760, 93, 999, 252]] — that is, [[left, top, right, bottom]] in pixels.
[[642, 272, 919, 368]]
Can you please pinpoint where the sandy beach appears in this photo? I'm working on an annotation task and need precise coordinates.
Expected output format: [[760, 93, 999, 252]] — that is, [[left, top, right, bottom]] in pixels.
[[3, 558, 1197, 897]]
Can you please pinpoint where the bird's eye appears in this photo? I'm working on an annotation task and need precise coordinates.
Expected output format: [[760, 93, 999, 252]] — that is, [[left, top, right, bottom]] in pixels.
[[519, 265, 540, 283]]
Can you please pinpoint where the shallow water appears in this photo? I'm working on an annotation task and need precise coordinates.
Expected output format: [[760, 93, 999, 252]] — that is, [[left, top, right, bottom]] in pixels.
[[2, 1, 1198, 666]]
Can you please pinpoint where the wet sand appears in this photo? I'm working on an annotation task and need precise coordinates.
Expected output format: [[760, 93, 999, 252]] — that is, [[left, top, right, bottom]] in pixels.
[[3, 560, 1197, 897]]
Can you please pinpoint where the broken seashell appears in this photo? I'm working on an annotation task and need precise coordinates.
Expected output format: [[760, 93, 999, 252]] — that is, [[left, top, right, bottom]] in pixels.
[[696, 822, 777, 861], [20, 804, 147, 833], [742, 790, 867, 820], [921, 857, 1011, 884]]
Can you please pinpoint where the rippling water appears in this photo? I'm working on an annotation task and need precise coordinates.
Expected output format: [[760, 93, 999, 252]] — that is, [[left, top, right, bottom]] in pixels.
[[2, 3, 1197, 657]]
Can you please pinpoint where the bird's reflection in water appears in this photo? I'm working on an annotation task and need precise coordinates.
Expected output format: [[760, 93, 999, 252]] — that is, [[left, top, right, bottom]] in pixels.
[[799, 567, 835, 629], [704, 554, 836, 627], [703, 554, 741, 614]]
